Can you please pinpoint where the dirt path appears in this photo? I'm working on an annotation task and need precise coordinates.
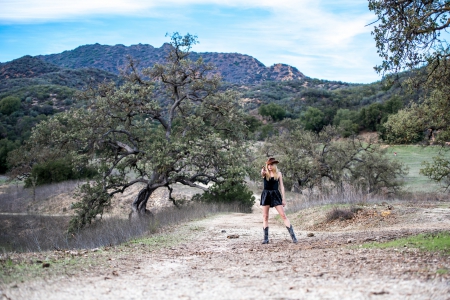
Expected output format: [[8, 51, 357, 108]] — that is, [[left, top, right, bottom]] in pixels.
[[2, 204, 450, 300]]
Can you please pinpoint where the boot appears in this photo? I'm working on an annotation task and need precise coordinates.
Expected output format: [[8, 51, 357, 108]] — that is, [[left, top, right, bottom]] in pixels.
[[286, 225, 298, 243], [262, 227, 269, 244]]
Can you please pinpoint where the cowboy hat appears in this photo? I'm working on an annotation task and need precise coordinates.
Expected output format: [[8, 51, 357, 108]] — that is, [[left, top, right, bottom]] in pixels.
[[266, 157, 279, 165]]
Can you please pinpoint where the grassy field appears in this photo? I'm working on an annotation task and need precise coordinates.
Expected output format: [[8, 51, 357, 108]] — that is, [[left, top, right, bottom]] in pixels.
[[362, 231, 450, 255], [385, 145, 450, 192]]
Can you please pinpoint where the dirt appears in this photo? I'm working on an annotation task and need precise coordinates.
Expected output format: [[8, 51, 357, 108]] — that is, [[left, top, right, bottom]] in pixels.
[[1, 200, 450, 300]]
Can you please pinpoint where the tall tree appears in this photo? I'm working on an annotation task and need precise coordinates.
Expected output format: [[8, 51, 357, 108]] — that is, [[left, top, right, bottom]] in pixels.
[[8, 33, 253, 231], [369, 0, 450, 77], [369, 0, 450, 188]]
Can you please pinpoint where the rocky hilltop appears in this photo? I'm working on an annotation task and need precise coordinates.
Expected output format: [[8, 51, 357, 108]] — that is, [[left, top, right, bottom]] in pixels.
[[36, 43, 305, 84]]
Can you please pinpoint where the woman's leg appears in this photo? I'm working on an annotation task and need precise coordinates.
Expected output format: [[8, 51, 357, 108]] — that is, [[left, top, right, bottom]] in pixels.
[[262, 205, 270, 244], [262, 205, 270, 228], [274, 205, 291, 227], [275, 205, 298, 243]]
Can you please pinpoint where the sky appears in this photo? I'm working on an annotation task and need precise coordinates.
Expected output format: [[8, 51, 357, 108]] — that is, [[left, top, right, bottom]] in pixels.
[[0, 0, 382, 83]]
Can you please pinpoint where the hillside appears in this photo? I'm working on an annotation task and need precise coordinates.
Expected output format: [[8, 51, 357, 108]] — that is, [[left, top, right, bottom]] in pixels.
[[0, 56, 121, 173], [36, 43, 306, 84], [0, 43, 422, 174], [0, 56, 120, 95]]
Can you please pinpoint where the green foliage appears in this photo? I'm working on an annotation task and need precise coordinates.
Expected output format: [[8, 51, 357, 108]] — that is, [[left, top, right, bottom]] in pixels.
[[300, 106, 325, 133], [358, 102, 388, 131], [369, 0, 450, 75], [381, 104, 425, 144], [271, 125, 407, 194], [258, 103, 286, 121], [369, 0, 450, 188], [193, 180, 255, 212], [333, 109, 359, 137], [68, 181, 112, 233], [0, 96, 21, 115], [420, 153, 450, 191], [24, 157, 97, 187], [11, 33, 251, 231], [243, 114, 262, 133], [0, 138, 19, 173], [258, 123, 275, 140], [363, 231, 450, 254]]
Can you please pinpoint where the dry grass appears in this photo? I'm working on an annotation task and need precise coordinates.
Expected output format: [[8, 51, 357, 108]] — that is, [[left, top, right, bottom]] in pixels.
[[0, 180, 79, 213], [285, 187, 382, 214], [325, 207, 355, 222], [0, 202, 246, 253]]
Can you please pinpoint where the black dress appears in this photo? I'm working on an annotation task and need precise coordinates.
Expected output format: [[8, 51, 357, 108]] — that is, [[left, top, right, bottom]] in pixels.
[[260, 177, 283, 207]]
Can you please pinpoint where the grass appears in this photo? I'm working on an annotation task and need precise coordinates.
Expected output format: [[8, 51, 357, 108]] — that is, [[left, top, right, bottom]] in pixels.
[[386, 145, 450, 192], [284, 185, 388, 215], [0, 202, 246, 253], [0, 180, 80, 213], [0, 219, 198, 285], [362, 231, 450, 254]]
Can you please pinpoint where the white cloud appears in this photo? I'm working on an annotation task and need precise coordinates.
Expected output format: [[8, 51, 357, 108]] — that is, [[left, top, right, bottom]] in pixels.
[[0, 0, 381, 82]]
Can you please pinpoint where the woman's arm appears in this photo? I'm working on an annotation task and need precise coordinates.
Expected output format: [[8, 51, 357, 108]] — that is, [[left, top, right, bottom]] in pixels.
[[278, 172, 286, 206], [261, 166, 266, 178]]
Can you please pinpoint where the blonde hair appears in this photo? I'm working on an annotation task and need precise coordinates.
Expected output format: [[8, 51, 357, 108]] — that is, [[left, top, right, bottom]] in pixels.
[[264, 163, 279, 181]]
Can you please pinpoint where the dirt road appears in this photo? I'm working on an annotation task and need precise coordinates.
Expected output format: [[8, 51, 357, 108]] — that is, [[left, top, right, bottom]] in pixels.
[[2, 203, 450, 300]]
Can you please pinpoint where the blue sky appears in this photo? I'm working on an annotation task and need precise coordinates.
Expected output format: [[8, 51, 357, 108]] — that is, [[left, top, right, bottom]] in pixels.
[[0, 0, 381, 83]]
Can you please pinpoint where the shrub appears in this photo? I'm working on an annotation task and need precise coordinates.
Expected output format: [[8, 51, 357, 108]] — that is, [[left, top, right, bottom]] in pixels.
[[25, 158, 97, 187], [258, 103, 286, 121], [326, 207, 355, 222], [0, 138, 19, 173], [193, 181, 255, 213], [0, 96, 21, 115]]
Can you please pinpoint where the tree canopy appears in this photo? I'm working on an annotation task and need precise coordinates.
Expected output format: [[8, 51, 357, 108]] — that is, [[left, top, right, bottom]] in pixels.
[[8, 33, 254, 231], [369, 0, 450, 189], [266, 125, 407, 194]]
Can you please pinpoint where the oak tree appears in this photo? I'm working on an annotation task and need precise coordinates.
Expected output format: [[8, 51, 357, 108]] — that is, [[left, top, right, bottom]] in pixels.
[[8, 33, 253, 231], [369, 0, 450, 189]]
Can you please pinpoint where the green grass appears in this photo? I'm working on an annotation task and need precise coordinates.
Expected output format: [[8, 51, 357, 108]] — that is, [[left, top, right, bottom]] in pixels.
[[386, 145, 450, 192], [362, 231, 450, 254]]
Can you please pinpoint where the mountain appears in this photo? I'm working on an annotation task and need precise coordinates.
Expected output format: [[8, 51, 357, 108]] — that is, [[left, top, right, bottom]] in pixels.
[[0, 55, 60, 80], [36, 43, 305, 84], [0, 55, 120, 94]]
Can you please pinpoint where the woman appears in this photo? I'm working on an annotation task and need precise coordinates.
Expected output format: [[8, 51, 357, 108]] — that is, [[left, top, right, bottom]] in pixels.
[[260, 157, 298, 244]]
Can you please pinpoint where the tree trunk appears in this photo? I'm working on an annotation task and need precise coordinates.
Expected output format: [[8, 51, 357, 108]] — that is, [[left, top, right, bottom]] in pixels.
[[130, 187, 156, 219]]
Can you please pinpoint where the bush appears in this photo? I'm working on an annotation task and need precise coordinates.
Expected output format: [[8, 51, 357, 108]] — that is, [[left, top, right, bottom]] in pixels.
[[325, 207, 355, 222], [25, 158, 97, 187], [193, 181, 255, 213], [258, 103, 286, 121], [0, 138, 19, 173], [0, 96, 21, 115]]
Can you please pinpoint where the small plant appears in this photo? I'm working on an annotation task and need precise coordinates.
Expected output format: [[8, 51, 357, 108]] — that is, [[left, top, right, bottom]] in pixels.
[[436, 268, 448, 275]]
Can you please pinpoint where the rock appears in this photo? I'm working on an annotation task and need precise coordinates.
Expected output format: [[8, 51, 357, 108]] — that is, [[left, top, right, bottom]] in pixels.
[[221, 230, 226, 233], [347, 238, 355, 244], [381, 210, 391, 217], [307, 233, 314, 237], [42, 263, 50, 268], [227, 234, 239, 239]]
